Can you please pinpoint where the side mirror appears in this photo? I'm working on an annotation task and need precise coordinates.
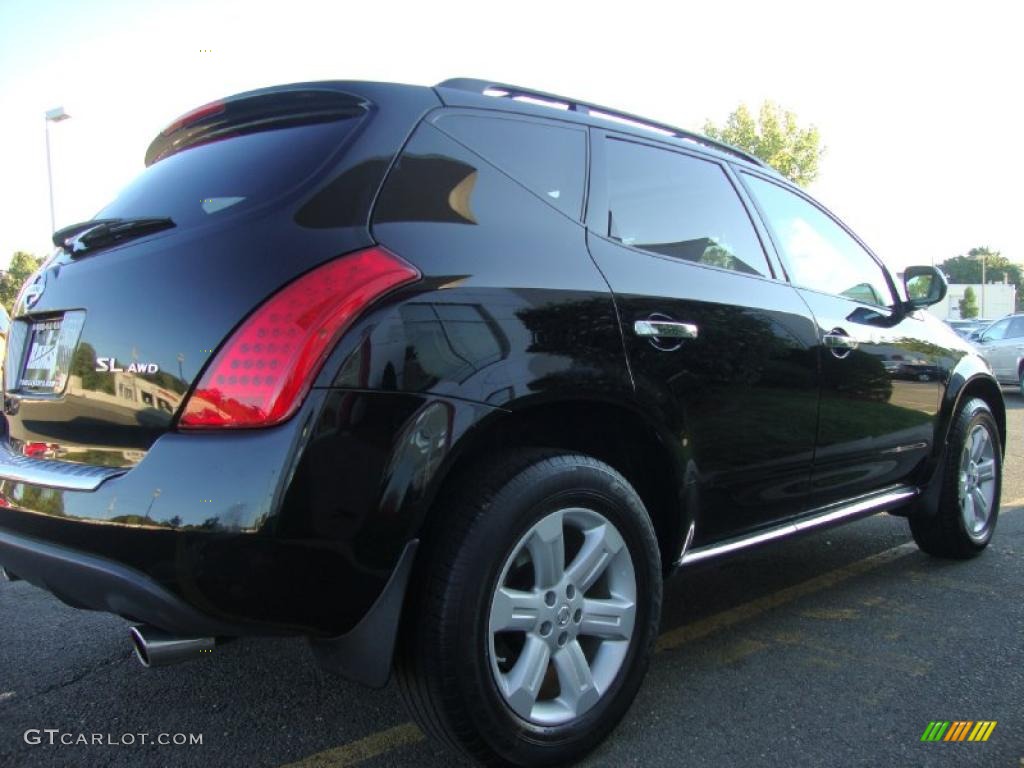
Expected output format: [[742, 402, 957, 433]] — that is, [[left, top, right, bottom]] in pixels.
[[902, 265, 948, 310]]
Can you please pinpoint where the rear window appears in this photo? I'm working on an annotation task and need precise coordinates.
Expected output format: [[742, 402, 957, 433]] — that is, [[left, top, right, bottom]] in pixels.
[[435, 113, 586, 219], [97, 118, 361, 228]]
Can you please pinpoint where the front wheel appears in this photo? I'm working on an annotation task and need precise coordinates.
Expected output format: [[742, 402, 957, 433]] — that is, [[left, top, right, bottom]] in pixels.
[[396, 451, 662, 766], [910, 397, 1001, 558]]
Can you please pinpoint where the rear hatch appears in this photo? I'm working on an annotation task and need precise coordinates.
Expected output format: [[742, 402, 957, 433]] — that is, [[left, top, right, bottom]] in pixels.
[[3, 85, 375, 468]]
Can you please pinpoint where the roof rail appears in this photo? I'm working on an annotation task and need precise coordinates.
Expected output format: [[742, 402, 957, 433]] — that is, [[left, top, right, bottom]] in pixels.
[[435, 78, 767, 168]]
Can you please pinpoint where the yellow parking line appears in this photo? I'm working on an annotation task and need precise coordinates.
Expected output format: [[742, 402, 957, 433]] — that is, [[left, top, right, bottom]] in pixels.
[[278, 723, 424, 768], [283, 503, 1024, 767]]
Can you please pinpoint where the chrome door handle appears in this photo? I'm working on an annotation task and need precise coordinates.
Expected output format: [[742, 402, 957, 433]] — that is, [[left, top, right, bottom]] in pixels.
[[634, 320, 699, 339], [822, 332, 856, 349], [823, 330, 857, 358]]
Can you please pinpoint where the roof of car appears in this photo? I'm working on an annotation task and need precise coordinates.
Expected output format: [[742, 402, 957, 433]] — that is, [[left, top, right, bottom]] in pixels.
[[432, 78, 783, 177]]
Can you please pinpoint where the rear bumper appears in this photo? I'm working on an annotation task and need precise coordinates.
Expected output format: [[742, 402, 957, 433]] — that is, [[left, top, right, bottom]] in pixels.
[[0, 529, 242, 636], [0, 403, 330, 634], [0, 527, 419, 686], [0, 388, 439, 637]]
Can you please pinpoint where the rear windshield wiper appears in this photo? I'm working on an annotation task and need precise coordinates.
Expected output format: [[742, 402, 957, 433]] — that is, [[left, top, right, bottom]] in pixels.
[[52, 217, 175, 255]]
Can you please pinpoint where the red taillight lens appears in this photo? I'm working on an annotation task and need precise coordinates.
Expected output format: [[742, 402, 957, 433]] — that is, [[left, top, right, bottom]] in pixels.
[[178, 246, 419, 429]]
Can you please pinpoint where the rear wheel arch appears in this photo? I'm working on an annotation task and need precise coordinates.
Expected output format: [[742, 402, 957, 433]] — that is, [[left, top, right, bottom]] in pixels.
[[413, 398, 690, 578], [395, 447, 663, 764]]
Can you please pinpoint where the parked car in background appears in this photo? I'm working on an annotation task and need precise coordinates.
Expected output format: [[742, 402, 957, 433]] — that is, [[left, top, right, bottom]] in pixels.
[[967, 320, 1000, 342], [947, 318, 989, 339], [971, 313, 1024, 394]]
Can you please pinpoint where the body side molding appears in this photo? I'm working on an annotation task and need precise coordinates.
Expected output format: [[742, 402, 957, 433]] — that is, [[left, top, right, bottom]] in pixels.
[[678, 486, 918, 567]]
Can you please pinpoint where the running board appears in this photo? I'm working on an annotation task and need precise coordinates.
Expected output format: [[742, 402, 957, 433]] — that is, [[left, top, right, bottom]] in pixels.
[[678, 486, 918, 567]]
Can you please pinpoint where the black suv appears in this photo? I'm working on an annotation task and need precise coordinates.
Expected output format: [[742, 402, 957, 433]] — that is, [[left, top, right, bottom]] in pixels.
[[0, 79, 1005, 766]]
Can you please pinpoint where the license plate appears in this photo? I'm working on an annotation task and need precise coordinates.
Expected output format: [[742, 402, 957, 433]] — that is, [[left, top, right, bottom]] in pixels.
[[20, 318, 66, 393]]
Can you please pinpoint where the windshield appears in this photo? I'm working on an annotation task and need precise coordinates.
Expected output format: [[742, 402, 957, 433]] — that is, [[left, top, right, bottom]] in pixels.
[[97, 117, 362, 228]]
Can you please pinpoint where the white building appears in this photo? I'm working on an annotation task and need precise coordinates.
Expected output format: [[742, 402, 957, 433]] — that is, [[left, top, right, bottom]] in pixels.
[[927, 282, 1016, 321]]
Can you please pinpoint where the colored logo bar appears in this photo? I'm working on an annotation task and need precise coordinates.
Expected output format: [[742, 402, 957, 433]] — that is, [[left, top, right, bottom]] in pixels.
[[920, 721, 997, 742]]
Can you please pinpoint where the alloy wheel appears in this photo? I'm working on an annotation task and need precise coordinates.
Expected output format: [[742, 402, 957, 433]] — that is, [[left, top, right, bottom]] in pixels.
[[958, 424, 997, 540], [487, 507, 637, 726]]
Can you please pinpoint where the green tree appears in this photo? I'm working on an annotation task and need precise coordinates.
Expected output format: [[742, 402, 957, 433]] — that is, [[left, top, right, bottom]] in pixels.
[[939, 246, 1022, 312], [71, 342, 114, 394], [0, 251, 45, 314], [704, 102, 823, 186], [959, 286, 979, 319]]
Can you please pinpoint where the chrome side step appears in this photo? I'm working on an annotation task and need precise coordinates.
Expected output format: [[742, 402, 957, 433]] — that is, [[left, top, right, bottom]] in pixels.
[[678, 486, 918, 567]]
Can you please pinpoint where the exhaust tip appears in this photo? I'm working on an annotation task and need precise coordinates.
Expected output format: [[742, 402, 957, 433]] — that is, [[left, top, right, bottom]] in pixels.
[[129, 625, 151, 667], [130, 625, 215, 668]]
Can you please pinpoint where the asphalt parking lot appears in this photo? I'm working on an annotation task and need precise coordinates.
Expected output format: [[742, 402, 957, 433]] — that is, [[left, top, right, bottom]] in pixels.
[[2, 399, 1022, 768]]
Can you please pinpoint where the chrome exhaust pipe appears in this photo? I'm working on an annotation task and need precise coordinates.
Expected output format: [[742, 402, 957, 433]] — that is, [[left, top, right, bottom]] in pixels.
[[0, 566, 19, 582], [130, 625, 215, 668]]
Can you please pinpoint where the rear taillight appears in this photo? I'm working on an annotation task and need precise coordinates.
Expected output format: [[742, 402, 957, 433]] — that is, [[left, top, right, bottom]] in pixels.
[[178, 246, 418, 429]]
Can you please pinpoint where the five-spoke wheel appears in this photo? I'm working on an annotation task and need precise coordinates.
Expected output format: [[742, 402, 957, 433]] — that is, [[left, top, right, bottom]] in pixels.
[[397, 451, 661, 766], [488, 507, 636, 725], [958, 423, 997, 541]]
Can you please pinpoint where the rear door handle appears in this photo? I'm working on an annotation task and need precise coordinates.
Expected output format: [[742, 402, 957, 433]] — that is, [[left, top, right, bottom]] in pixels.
[[633, 320, 699, 339], [822, 332, 856, 349], [823, 330, 857, 358]]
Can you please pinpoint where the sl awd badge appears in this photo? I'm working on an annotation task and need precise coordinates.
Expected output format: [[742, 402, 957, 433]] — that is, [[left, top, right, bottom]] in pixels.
[[95, 358, 160, 374]]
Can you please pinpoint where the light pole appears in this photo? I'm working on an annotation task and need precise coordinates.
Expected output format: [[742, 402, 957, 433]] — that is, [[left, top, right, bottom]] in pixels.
[[44, 106, 71, 233]]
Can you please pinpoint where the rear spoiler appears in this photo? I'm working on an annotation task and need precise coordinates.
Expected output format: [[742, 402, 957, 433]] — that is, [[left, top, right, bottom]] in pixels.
[[145, 87, 366, 166]]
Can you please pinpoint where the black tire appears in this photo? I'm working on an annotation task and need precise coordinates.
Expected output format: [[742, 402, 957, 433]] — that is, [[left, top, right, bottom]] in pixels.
[[396, 450, 662, 767], [1018, 367, 1024, 398], [910, 397, 1001, 559]]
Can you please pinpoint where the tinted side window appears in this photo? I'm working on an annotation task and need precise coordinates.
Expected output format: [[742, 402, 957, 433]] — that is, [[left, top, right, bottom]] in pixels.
[[982, 319, 1010, 341], [603, 139, 770, 277], [435, 114, 585, 219], [1008, 317, 1024, 338], [743, 174, 892, 307]]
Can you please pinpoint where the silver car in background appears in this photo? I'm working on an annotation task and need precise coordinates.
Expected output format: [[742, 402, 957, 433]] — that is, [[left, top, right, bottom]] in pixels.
[[972, 313, 1024, 394]]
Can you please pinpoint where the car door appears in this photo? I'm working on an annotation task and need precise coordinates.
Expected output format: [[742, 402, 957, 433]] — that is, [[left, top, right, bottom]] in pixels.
[[585, 133, 821, 545], [741, 172, 948, 508], [974, 317, 1017, 383]]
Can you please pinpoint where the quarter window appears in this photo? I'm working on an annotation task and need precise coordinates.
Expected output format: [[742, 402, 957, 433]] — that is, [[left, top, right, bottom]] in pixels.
[[602, 139, 770, 277], [743, 174, 892, 307], [436, 114, 586, 219]]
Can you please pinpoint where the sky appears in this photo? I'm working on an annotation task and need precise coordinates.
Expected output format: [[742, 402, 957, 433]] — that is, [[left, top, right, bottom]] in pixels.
[[0, 0, 1020, 274]]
